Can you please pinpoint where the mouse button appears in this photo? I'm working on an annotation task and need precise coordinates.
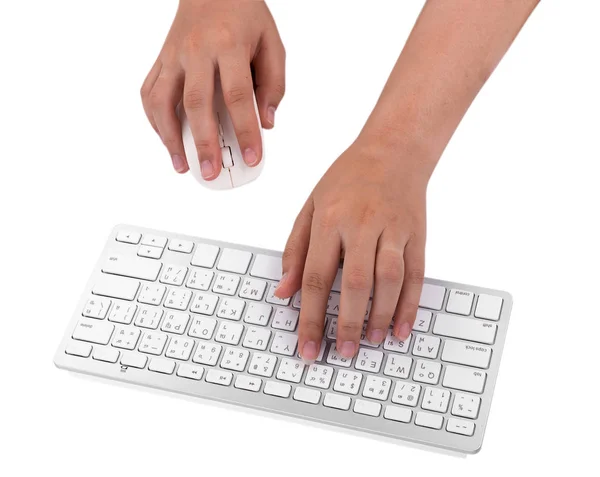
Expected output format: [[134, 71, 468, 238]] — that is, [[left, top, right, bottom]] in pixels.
[[221, 146, 234, 168]]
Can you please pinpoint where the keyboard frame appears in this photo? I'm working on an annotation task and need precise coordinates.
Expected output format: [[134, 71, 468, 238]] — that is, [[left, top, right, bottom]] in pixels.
[[54, 224, 513, 454]]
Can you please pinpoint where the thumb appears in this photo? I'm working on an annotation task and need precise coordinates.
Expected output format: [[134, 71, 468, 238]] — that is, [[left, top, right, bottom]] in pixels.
[[253, 31, 286, 129], [275, 197, 313, 298]]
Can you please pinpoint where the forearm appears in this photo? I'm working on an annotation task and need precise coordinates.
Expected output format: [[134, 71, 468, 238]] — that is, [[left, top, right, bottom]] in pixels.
[[362, 0, 539, 176]]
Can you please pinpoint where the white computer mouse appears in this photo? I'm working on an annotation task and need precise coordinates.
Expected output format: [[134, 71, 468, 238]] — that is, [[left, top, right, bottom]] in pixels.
[[180, 80, 264, 190]]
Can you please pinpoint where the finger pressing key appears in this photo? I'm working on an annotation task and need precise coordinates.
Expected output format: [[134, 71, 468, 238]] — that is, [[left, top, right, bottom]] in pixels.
[[298, 219, 341, 363]]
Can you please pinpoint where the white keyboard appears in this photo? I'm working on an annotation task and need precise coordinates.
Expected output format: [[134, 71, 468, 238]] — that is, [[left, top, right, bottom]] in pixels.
[[54, 225, 512, 454]]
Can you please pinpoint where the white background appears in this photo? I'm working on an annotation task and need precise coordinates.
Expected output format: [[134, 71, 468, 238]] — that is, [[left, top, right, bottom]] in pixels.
[[1, 0, 599, 474]]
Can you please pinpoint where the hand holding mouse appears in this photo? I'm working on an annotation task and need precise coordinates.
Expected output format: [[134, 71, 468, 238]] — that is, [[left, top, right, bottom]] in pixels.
[[141, 0, 285, 179]]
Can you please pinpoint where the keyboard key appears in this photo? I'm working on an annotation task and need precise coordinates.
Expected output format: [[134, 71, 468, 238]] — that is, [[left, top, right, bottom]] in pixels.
[[138, 284, 166, 306], [138, 245, 163, 259], [92, 346, 119, 363], [65, 341, 92, 358], [164, 288, 192, 311], [419, 284, 446, 310], [331, 269, 343, 292], [413, 360, 441, 385], [149, 358, 175, 375], [447, 418, 475, 436], [213, 273, 240, 296], [264, 381, 291, 398], [415, 412, 443, 430], [326, 346, 352, 368], [451, 393, 481, 419], [191, 243, 220, 268], [112, 327, 141, 350], [186, 269, 214, 291], [193, 343, 222, 366], [354, 399, 381, 417], [270, 332, 298, 356], [108, 302, 137, 325], [443, 366, 486, 394], [160, 311, 190, 334], [221, 347, 250, 371], [116, 231, 141, 244], [383, 354, 412, 379], [82, 297, 111, 319], [177, 364, 204, 380], [120, 352, 147, 369], [165, 337, 194, 360], [412, 335, 441, 359], [141, 234, 167, 248], [102, 253, 162, 281], [475, 294, 503, 321], [323, 393, 351, 410], [362, 376, 391, 401], [421, 387, 451, 413], [206, 369, 233, 386], [160, 265, 188, 286], [265, 283, 290, 306], [235, 375, 262, 392], [413, 309, 433, 332], [391, 382, 421, 407], [326, 292, 340, 315], [242, 327, 271, 351], [294, 387, 321, 404], [304, 364, 334, 389], [72, 319, 114, 345], [243, 303, 272, 326], [383, 330, 411, 354], [216, 298, 245, 321], [93, 274, 139, 301], [276, 358, 305, 383], [217, 248, 252, 274], [250, 254, 282, 281], [189, 316, 217, 339], [355, 348, 383, 373], [215, 322, 244, 345], [248, 353, 277, 377], [441, 339, 492, 369], [333, 370, 362, 395], [271, 308, 299, 332], [134, 306, 163, 329], [238, 277, 267, 301], [446, 289, 475, 315], [168, 239, 194, 254], [190, 293, 219, 316], [138, 331, 168, 355], [433, 313, 497, 344], [384, 405, 412, 423]]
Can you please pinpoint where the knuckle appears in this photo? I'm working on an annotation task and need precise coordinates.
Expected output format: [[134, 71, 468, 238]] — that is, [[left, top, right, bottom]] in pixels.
[[368, 312, 393, 325], [223, 86, 249, 107], [193, 139, 215, 154], [398, 301, 419, 320], [272, 78, 286, 99], [303, 272, 326, 295], [183, 89, 208, 111], [316, 207, 338, 230], [301, 319, 323, 335], [339, 320, 362, 335], [345, 268, 371, 291], [377, 249, 404, 284], [357, 205, 377, 226], [406, 268, 425, 286]]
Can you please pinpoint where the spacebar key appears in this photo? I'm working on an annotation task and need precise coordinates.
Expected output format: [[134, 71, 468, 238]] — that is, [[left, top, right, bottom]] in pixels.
[[93, 274, 140, 301], [102, 253, 162, 281]]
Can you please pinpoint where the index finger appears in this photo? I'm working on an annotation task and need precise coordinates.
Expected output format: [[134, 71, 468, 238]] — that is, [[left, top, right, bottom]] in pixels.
[[298, 219, 341, 362]]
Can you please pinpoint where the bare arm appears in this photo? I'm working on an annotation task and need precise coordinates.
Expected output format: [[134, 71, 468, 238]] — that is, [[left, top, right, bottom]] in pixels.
[[278, 0, 540, 360]]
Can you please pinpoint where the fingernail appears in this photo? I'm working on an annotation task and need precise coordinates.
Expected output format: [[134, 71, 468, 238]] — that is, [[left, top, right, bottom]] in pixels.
[[301, 341, 318, 362], [398, 322, 412, 341], [244, 148, 259, 166], [339, 341, 356, 358], [171, 155, 186, 173], [267, 106, 276, 126], [368, 329, 384, 345], [200, 160, 214, 179], [274, 273, 288, 295]]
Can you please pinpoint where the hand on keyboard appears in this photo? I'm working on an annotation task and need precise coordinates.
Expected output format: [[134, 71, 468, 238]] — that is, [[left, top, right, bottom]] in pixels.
[[140, 0, 285, 177], [275, 136, 432, 361]]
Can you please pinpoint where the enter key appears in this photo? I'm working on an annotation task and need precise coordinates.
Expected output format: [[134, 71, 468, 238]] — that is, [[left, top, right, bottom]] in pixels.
[[441, 339, 492, 369]]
